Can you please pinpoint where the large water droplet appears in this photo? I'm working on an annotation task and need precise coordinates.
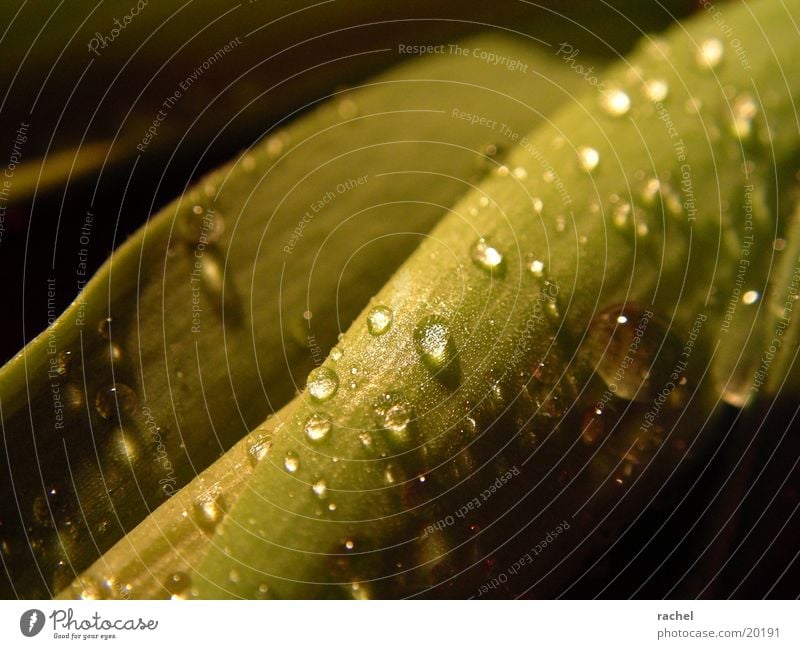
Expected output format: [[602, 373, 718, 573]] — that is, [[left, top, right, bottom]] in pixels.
[[312, 479, 328, 499], [193, 492, 226, 533], [414, 316, 455, 371], [470, 237, 505, 275], [585, 304, 680, 402], [304, 412, 332, 443], [307, 367, 339, 402], [367, 305, 393, 336], [247, 431, 272, 465]]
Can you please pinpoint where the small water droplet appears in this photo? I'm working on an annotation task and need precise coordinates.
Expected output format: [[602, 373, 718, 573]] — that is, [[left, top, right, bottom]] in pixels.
[[384, 464, 399, 484], [358, 432, 373, 449], [697, 38, 724, 70], [742, 290, 760, 305], [643, 78, 669, 103], [612, 201, 632, 227], [512, 166, 528, 180], [284, 451, 300, 474], [383, 402, 411, 432], [338, 97, 358, 119], [228, 568, 240, 584], [307, 366, 339, 402], [579, 146, 600, 172], [56, 351, 72, 376], [732, 93, 759, 139], [167, 571, 192, 599], [366, 305, 393, 336], [599, 87, 631, 117], [94, 384, 137, 421], [304, 412, 332, 443], [330, 346, 343, 361], [328, 502, 337, 511], [344, 539, 355, 551], [312, 479, 328, 499], [266, 136, 283, 157], [527, 257, 545, 277], [470, 237, 505, 274]]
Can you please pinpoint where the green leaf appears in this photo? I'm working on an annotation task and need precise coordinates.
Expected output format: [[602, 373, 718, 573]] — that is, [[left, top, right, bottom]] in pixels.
[[2, 32, 596, 598], [182, 0, 800, 598]]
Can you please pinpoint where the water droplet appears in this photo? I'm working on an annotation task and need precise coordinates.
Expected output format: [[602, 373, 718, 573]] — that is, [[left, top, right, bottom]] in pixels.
[[94, 384, 137, 421], [56, 351, 72, 376], [384, 464, 399, 484], [247, 431, 272, 465], [307, 366, 339, 402], [328, 502, 337, 511], [98, 317, 113, 339], [304, 412, 332, 443], [773, 238, 787, 251], [367, 305, 393, 336], [732, 93, 759, 139], [344, 539, 355, 550], [470, 237, 505, 274], [532, 197, 544, 213], [643, 78, 669, 103], [193, 492, 225, 533], [496, 164, 509, 177], [312, 479, 328, 499], [330, 346, 343, 361], [383, 402, 411, 432], [697, 38, 724, 70], [612, 201, 632, 227], [78, 577, 107, 600], [581, 407, 607, 446], [167, 571, 192, 599], [284, 451, 300, 474], [527, 257, 545, 277], [578, 147, 600, 172], [266, 136, 283, 157], [599, 88, 631, 117], [742, 290, 760, 305], [358, 432, 373, 449], [228, 568, 240, 584], [337, 98, 358, 119], [512, 166, 528, 180], [374, 392, 414, 450], [414, 316, 455, 371], [585, 304, 679, 402]]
